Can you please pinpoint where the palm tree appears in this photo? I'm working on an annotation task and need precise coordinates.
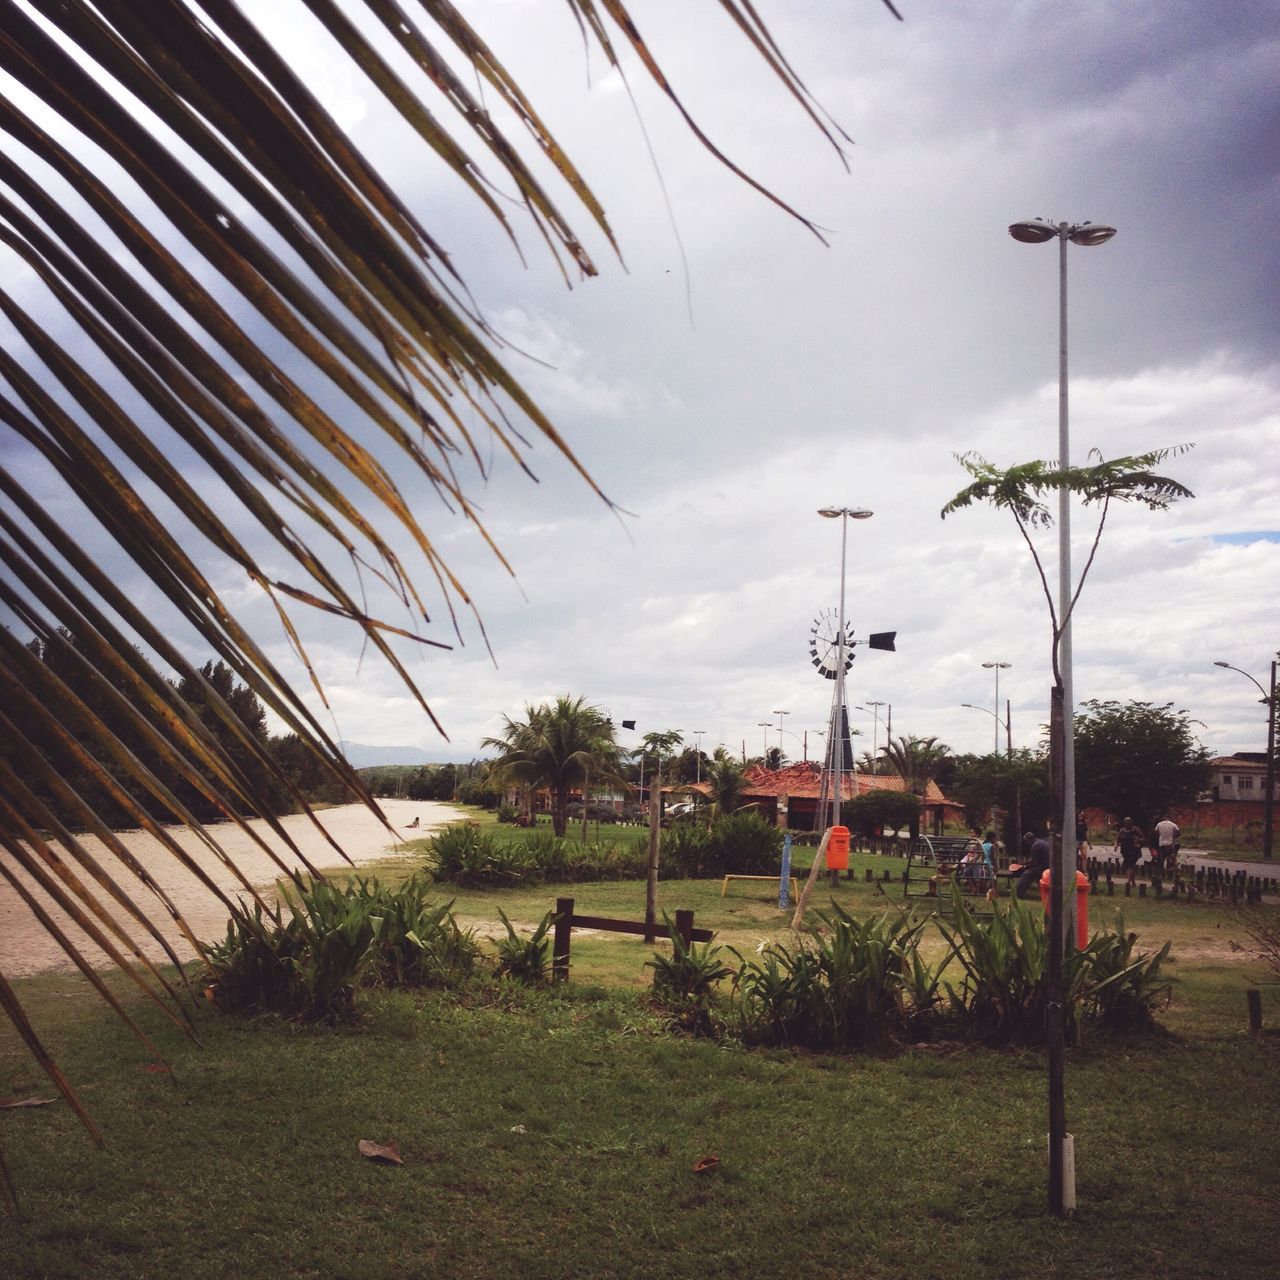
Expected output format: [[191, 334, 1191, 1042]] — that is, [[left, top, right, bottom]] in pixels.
[[879, 735, 952, 798], [0, 0, 895, 1193], [483, 697, 620, 837], [705, 748, 746, 820]]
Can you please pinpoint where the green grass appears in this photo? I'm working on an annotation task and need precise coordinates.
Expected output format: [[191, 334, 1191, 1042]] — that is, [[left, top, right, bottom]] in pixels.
[[3, 855, 1278, 1279]]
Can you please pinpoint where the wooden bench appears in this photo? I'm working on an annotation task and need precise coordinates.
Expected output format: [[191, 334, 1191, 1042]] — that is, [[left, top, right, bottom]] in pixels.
[[722, 874, 799, 899]]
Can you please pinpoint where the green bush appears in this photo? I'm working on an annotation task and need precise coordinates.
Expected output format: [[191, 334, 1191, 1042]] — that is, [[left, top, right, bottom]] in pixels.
[[205, 877, 478, 1020], [494, 909, 555, 984], [496, 802, 519, 824], [645, 916, 734, 1035], [425, 823, 530, 887], [731, 904, 929, 1049], [662, 811, 782, 878], [936, 891, 1176, 1044]]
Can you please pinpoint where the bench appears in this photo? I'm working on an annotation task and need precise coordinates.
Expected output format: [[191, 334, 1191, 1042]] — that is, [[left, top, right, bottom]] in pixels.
[[722, 874, 799, 899], [903, 835, 996, 914]]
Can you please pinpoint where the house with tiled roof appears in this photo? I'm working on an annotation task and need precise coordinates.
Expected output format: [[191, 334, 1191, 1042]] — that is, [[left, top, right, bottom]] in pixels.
[[732, 762, 961, 833], [1208, 753, 1277, 802]]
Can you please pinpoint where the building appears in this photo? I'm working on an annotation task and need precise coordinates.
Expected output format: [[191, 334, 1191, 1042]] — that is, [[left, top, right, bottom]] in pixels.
[[732, 762, 961, 833], [1208, 753, 1278, 802]]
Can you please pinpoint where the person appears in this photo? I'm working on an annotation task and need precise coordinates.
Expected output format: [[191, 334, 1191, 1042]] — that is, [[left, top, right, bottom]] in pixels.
[[1153, 815, 1181, 874], [1076, 810, 1091, 870], [408, 815, 420, 829], [1115, 816, 1143, 886], [1016, 830, 1050, 899]]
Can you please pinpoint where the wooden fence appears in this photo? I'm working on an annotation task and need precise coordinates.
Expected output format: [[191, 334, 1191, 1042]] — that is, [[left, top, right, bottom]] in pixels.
[[551, 896, 712, 982]]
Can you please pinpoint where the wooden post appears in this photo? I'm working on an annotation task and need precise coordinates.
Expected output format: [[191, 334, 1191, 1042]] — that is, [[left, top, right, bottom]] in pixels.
[[645, 766, 661, 943], [675, 908, 695, 950], [1246, 988, 1263, 1033], [790, 828, 832, 930], [553, 897, 574, 981]]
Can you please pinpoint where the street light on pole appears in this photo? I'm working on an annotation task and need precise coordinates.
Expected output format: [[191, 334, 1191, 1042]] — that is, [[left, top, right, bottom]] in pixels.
[[982, 662, 1012, 755], [857, 700, 886, 762], [773, 710, 790, 764], [1214, 658, 1277, 860], [692, 730, 706, 789], [757, 722, 772, 762], [1009, 214, 1115, 1219]]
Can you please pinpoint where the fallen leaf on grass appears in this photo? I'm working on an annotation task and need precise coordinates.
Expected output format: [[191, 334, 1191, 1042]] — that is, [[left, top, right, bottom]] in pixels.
[[358, 1138, 404, 1166], [0, 1097, 58, 1110], [692, 1155, 721, 1175]]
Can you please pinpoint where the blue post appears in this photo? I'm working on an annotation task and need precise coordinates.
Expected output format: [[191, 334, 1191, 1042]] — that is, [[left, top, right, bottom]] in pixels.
[[779, 833, 793, 910]]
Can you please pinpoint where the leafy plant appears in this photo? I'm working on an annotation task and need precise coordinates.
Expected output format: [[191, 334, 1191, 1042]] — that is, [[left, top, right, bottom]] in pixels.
[[732, 904, 928, 1049], [645, 916, 733, 1035], [493, 909, 556, 985], [425, 823, 529, 888], [1079, 915, 1174, 1030]]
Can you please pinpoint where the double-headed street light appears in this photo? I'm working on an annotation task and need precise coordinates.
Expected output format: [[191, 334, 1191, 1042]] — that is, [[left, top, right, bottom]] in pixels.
[[1213, 658, 1277, 859], [1009, 215, 1116, 1219], [981, 662, 1012, 755]]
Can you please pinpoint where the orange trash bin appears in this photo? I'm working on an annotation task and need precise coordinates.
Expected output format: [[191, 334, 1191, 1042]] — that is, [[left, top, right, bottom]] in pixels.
[[1039, 868, 1090, 949], [827, 825, 851, 871]]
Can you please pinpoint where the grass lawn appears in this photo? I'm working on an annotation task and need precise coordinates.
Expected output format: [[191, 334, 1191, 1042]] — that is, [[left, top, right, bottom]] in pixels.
[[2, 839, 1278, 1279]]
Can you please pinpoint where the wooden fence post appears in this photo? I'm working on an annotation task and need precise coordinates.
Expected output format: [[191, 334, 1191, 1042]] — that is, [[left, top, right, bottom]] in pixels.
[[675, 909, 694, 950], [1247, 988, 1263, 1033], [553, 896, 574, 981]]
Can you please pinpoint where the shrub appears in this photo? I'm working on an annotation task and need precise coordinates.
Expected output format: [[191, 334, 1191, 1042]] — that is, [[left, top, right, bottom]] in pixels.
[[494, 909, 555, 984], [731, 904, 928, 1049], [496, 802, 519, 824], [1078, 915, 1174, 1031], [425, 823, 530, 887], [645, 916, 734, 1035], [661, 811, 782, 878], [205, 877, 478, 1020]]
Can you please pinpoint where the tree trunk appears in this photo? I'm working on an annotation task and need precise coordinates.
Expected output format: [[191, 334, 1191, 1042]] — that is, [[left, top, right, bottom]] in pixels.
[[552, 782, 568, 837]]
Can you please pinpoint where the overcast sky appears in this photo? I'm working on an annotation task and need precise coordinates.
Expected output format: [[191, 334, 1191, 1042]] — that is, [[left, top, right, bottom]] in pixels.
[[7, 0, 1280, 767]]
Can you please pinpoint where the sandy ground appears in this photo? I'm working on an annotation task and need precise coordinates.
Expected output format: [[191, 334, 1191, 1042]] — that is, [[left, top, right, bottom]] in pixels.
[[0, 799, 463, 979]]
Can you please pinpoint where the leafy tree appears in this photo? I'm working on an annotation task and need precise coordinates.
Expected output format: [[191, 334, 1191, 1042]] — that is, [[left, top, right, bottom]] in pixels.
[[879, 735, 950, 797], [1073, 700, 1210, 829], [942, 447, 1194, 832], [483, 696, 621, 837], [944, 750, 1051, 850], [705, 748, 747, 820], [846, 788, 919, 837]]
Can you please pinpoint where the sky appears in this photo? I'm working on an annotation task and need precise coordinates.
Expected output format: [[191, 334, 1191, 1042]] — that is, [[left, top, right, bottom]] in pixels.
[[5, 0, 1280, 768]]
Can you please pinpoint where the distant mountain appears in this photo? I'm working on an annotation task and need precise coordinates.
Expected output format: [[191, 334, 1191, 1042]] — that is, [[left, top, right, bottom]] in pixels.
[[340, 742, 456, 768]]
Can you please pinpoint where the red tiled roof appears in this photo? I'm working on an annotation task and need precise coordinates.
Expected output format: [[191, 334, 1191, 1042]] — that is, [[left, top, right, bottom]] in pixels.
[[740, 764, 953, 805]]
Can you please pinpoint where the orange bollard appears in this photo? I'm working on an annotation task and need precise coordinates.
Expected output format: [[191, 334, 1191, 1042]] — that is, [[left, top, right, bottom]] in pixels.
[[827, 825, 850, 871], [1040, 868, 1091, 949]]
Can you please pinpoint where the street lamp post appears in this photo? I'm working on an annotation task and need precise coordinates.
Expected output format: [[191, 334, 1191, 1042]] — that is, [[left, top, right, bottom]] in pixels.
[[757, 722, 772, 762], [857, 700, 886, 762], [773, 710, 790, 764], [692, 730, 706, 790], [1214, 658, 1277, 859], [1009, 215, 1115, 1219], [982, 662, 1011, 755]]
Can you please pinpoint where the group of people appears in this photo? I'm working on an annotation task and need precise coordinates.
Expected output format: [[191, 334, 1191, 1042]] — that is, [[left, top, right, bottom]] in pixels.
[[959, 829, 998, 893], [1115, 815, 1181, 885]]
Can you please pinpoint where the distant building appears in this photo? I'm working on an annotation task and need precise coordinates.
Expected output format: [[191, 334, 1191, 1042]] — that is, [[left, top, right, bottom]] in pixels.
[[1208, 753, 1278, 802], [732, 762, 961, 833]]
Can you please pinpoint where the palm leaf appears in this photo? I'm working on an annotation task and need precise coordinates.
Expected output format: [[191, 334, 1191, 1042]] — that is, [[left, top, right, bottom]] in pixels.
[[0, 0, 872, 1185]]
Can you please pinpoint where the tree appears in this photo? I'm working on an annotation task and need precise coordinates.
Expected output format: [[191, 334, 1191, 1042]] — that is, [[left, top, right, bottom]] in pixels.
[[1073, 700, 1210, 829], [0, 0, 895, 1188], [483, 696, 621, 837], [945, 750, 1051, 850], [705, 748, 746, 820], [846, 788, 919, 837], [942, 447, 1194, 823], [878, 735, 950, 797]]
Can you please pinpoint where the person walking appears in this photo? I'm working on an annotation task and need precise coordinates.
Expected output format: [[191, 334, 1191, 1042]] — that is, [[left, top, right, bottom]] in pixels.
[[1153, 815, 1181, 875], [1115, 816, 1143, 887]]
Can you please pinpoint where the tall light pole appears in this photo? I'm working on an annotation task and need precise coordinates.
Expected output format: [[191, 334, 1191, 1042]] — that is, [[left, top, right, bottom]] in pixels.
[[757, 722, 772, 761], [1214, 658, 1277, 859], [692, 730, 706, 789], [982, 662, 1012, 755], [961, 702, 1013, 757], [857, 700, 886, 762], [817, 506, 873, 829], [773, 710, 790, 764], [1009, 214, 1115, 1219]]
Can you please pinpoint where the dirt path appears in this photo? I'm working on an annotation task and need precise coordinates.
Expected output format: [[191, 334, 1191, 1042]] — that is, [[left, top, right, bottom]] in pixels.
[[0, 799, 463, 978]]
